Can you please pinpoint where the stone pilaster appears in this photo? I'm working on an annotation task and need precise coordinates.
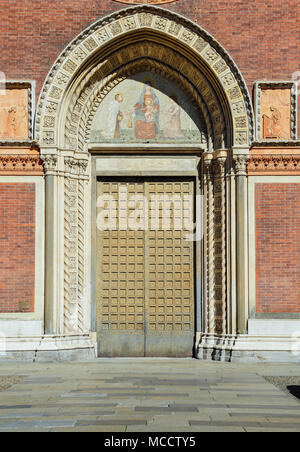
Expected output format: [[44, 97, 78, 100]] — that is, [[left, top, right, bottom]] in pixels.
[[233, 150, 249, 334], [41, 151, 90, 336], [41, 154, 58, 334]]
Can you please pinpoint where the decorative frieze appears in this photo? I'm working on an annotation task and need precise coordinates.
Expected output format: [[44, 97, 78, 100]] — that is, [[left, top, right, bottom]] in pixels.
[[248, 154, 300, 173], [0, 154, 43, 174]]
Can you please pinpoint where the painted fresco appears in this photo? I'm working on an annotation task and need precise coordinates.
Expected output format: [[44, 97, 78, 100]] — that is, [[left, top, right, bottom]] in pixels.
[[0, 88, 29, 140], [91, 73, 205, 144], [261, 88, 291, 140]]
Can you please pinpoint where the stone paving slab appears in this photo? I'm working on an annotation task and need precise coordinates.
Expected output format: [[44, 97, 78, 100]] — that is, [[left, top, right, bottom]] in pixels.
[[0, 359, 299, 432]]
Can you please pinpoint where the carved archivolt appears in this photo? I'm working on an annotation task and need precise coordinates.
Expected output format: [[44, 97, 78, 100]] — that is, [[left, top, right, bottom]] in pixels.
[[35, 5, 254, 148], [64, 47, 221, 153]]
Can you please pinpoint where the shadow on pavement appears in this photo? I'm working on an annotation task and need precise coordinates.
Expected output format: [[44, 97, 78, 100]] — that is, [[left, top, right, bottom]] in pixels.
[[287, 386, 300, 400]]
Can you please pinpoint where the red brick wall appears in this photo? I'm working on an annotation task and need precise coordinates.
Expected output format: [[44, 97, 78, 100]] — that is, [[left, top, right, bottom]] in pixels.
[[0, 0, 299, 130], [255, 184, 300, 313], [0, 183, 35, 313]]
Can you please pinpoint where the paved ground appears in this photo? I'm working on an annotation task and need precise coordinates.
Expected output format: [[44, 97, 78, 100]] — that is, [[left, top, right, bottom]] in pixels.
[[0, 359, 299, 432]]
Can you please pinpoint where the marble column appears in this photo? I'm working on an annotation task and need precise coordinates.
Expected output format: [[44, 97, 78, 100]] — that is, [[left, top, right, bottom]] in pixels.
[[233, 150, 249, 334]]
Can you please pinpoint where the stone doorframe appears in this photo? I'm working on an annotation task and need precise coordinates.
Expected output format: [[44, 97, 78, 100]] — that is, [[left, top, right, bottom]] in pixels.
[[36, 6, 253, 352], [90, 152, 203, 352]]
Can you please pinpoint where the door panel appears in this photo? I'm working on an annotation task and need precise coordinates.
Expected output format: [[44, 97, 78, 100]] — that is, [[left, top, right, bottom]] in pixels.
[[145, 181, 195, 357], [97, 178, 195, 357], [97, 181, 145, 357]]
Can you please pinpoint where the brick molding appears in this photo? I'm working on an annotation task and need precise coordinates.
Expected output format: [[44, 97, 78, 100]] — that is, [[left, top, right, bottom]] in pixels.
[[0, 154, 43, 175], [248, 154, 300, 174]]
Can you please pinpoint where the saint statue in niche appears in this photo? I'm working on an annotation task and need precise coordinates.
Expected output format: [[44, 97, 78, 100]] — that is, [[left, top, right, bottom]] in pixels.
[[103, 93, 124, 140], [163, 94, 185, 139], [132, 81, 160, 140]]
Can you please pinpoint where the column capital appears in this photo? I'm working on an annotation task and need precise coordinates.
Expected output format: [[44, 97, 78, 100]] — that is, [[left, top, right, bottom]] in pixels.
[[41, 154, 58, 176], [213, 149, 229, 160], [233, 154, 249, 176]]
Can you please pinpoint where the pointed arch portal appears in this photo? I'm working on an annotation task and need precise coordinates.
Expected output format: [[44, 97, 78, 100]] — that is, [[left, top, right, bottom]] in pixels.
[[36, 5, 254, 150], [38, 6, 253, 357]]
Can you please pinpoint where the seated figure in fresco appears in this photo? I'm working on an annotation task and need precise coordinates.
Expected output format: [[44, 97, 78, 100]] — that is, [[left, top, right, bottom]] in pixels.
[[163, 94, 185, 139], [144, 98, 156, 123], [133, 81, 160, 140]]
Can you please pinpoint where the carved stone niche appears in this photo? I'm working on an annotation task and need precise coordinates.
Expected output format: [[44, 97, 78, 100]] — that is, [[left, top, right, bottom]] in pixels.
[[0, 81, 35, 142], [254, 81, 297, 142]]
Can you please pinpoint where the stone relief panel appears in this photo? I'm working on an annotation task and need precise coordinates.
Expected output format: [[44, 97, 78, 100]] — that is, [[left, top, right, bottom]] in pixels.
[[90, 72, 206, 145], [0, 87, 29, 140], [255, 82, 297, 142], [262, 89, 291, 140]]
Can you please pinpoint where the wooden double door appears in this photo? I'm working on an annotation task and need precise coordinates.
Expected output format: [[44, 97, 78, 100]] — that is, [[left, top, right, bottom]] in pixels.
[[96, 178, 195, 357]]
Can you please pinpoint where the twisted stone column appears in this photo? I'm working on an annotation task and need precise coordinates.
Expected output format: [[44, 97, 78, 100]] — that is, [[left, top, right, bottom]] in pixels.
[[213, 154, 227, 335], [204, 156, 216, 334]]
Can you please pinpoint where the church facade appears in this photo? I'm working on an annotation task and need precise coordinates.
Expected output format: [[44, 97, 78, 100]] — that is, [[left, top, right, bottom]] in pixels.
[[0, 0, 299, 361]]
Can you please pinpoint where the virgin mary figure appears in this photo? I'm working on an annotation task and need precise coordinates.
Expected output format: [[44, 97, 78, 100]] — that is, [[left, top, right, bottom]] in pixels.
[[133, 81, 160, 140]]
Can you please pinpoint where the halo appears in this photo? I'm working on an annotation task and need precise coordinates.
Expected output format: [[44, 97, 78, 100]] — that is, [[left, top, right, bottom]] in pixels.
[[141, 75, 156, 89], [115, 92, 124, 101]]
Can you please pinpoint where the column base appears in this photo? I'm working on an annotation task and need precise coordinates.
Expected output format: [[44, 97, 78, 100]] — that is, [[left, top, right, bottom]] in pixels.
[[196, 333, 300, 363], [0, 334, 96, 362]]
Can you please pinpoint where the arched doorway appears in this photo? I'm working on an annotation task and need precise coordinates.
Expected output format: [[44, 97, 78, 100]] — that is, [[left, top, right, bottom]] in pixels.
[[36, 5, 254, 358]]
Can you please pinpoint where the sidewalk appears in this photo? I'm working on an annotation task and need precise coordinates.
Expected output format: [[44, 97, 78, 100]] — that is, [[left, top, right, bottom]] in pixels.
[[0, 359, 299, 432]]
